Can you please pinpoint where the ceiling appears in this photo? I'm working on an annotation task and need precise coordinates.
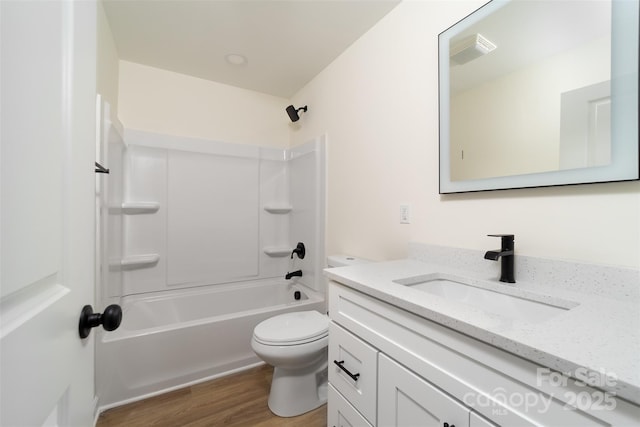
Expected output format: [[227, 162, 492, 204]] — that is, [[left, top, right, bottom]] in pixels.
[[103, 0, 401, 98]]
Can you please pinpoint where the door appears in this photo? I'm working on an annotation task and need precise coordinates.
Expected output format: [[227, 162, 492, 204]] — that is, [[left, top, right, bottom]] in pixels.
[[378, 354, 470, 427], [1, 1, 97, 426]]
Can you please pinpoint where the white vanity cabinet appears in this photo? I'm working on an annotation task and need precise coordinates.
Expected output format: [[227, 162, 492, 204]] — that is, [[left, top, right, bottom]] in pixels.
[[470, 412, 499, 427], [328, 384, 373, 427], [328, 322, 378, 425], [327, 281, 640, 427], [378, 353, 472, 427]]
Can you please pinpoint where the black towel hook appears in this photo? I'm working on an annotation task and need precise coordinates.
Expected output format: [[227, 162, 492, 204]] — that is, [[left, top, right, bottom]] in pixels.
[[95, 162, 110, 174]]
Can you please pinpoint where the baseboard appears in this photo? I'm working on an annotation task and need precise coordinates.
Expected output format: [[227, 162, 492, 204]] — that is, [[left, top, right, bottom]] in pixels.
[[96, 361, 266, 415]]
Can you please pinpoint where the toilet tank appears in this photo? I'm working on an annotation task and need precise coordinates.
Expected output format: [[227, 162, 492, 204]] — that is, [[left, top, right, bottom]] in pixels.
[[327, 255, 371, 268]]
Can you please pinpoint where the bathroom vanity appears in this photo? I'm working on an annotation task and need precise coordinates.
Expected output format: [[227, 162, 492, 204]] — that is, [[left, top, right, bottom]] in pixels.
[[325, 252, 640, 426]]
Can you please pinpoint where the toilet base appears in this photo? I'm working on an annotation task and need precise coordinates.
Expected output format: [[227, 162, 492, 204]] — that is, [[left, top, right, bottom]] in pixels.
[[267, 358, 328, 417]]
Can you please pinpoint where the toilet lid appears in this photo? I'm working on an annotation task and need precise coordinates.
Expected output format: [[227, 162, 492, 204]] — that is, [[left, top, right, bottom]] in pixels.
[[254, 311, 328, 344]]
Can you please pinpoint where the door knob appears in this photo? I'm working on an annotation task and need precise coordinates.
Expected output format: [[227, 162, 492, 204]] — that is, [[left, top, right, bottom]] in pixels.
[[78, 304, 122, 339]]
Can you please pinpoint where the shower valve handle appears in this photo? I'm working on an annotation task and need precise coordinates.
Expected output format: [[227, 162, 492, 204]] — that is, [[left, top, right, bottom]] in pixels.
[[78, 304, 122, 339], [291, 242, 306, 259]]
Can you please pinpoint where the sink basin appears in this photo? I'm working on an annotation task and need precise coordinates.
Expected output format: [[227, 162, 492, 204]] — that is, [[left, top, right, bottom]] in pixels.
[[393, 273, 577, 323]]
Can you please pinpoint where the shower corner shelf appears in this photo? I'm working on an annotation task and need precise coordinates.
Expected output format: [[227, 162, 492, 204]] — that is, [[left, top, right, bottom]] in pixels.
[[121, 254, 160, 268], [263, 247, 292, 257], [122, 202, 160, 214], [263, 205, 292, 214]]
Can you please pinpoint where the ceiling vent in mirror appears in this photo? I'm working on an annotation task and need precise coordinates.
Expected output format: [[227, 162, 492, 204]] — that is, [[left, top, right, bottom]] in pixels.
[[450, 33, 497, 65]]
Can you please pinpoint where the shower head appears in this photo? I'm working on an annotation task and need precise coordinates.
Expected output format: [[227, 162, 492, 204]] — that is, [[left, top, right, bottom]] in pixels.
[[286, 105, 308, 122]]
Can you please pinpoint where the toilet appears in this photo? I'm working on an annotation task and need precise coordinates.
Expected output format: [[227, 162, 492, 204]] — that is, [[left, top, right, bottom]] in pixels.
[[251, 255, 369, 417]]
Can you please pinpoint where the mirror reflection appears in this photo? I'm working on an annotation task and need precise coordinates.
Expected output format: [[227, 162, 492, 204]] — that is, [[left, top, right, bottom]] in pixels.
[[450, 0, 611, 181], [439, 0, 638, 193]]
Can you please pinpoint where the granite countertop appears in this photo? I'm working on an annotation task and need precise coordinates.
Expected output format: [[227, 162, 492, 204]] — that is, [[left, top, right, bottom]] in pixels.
[[325, 259, 640, 405]]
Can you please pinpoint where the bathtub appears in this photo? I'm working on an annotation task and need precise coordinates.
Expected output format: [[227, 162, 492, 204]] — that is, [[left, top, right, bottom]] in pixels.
[[97, 279, 325, 409]]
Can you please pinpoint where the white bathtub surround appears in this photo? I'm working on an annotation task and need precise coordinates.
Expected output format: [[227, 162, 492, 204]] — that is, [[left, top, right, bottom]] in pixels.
[[97, 130, 326, 410], [288, 141, 326, 298], [325, 246, 640, 405], [96, 99, 126, 304], [97, 279, 324, 409], [109, 129, 326, 296]]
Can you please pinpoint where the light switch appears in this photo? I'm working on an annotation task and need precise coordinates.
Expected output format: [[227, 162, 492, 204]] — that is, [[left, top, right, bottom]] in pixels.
[[400, 204, 410, 224]]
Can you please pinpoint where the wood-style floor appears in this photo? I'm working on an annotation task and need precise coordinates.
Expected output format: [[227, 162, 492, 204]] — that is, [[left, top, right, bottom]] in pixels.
[[96, 365, 327, 427]]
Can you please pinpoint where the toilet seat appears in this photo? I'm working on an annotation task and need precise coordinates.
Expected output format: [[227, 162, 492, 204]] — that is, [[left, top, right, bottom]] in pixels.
[[253, 310, 328, 346]]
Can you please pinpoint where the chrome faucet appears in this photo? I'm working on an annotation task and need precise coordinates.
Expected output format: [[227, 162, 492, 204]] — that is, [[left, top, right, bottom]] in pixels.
[[484, 234, 515, 283], [285, 270, 302, 280]]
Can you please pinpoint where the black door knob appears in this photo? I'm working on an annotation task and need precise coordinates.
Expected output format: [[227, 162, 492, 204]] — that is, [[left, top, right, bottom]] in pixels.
[[78, 304, 122, 339]]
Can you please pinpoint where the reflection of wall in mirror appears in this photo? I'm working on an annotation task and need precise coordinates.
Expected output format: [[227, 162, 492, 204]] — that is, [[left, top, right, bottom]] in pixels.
[[450, 36, 610, 181]]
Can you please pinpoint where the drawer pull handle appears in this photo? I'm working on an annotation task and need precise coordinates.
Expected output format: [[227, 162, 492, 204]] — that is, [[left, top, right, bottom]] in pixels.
[[333, 360, 360, 381]]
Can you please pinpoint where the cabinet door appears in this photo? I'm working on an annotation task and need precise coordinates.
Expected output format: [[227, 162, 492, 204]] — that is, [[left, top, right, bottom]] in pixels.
[[328, 384, 373, 427], [470, 412, 499, 427], [378, 354, 470, 427]]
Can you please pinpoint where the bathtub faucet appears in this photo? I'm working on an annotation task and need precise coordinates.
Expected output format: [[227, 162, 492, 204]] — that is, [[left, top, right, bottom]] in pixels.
[[285, 270, 302, 280]]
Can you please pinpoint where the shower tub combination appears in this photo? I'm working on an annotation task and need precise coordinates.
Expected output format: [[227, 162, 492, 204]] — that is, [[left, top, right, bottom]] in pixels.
[[97, 131, 327, 410], [98, 279, 324, 409]]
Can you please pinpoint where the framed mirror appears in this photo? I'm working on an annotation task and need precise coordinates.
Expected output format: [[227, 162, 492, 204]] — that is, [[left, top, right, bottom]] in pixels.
[[439, 0, 639, 193]]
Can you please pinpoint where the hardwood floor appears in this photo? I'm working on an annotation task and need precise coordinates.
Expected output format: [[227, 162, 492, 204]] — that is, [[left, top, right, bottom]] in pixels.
[[97, 365, 327, 427]]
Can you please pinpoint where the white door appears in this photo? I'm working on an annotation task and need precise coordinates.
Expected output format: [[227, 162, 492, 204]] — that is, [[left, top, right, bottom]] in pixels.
[[1, 1, 97, 426], [378, 354, 470, 427]]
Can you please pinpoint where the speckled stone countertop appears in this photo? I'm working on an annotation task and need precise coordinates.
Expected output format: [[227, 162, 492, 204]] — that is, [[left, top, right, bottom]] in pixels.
[[325, 246, 640, 406]]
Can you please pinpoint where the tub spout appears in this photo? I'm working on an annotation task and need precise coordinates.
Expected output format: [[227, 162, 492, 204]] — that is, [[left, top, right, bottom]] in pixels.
[[285, 270, 302, 280]]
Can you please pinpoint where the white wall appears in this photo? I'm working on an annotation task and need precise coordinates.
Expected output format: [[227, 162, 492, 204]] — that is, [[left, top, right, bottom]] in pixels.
[[97, 1, 119, 115], [290, 0, 640, 269], [118, 61, 290, 148]]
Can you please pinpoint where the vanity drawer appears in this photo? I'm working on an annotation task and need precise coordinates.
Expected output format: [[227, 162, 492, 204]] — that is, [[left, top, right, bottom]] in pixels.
[[327, 384, 373, 427], [328, 321, 378, 426]]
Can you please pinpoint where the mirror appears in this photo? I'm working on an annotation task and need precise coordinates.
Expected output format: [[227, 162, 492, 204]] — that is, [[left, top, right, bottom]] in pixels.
[[439, 0, 639, 193]]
